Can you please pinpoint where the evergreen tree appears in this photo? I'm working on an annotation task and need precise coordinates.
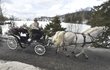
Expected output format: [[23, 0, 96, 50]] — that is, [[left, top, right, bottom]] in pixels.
[[44, 16, 66, 37], [88, 0, 110, 37], [88, 0, 110, 27], [0, 0, 5, 24], [64, 10, 92, 23], [88, 0, 110, 48]]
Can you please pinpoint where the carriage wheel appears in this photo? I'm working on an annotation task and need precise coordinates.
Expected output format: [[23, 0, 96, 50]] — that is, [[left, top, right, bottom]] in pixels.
[[7, 36, 18, 50], [34, 45, 46, 56]]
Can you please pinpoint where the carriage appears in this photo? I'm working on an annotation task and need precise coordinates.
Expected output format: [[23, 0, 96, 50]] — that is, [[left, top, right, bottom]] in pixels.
[[6, 27, 52, 56]]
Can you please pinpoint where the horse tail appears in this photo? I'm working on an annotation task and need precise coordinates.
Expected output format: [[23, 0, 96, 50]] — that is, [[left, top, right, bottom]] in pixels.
[[52, 31, 60, 43], [57, 31, 65, 46], [52, 31, 65, 47]]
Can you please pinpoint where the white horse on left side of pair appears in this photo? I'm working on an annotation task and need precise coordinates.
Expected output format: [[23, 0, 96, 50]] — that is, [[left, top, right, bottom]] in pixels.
[[52, 26, 108, 59]]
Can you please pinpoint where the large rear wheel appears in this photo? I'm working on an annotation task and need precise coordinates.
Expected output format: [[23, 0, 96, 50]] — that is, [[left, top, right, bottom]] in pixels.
[[7, 36, 18, 50], [34, 45, 46, 56]]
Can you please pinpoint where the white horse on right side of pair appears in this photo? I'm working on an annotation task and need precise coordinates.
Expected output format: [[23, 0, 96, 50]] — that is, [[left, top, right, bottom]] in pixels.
[[52, 26, 108, 59]]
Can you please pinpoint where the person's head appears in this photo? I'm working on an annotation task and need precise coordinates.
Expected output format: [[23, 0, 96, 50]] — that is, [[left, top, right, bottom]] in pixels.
[[34, 18, 38, 22]]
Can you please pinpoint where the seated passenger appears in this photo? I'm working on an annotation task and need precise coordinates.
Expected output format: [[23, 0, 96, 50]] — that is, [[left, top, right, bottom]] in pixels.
[[29, 18, 43, 41]]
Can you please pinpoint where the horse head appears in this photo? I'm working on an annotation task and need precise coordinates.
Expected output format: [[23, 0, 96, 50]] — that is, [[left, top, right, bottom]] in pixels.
[[83, 26, 107, 38]]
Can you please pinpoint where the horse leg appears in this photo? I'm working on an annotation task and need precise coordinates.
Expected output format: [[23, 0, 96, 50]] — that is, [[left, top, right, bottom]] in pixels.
[[72, 45, 77, 54], [56, 46, 60, 54], [82, 53, 88, 59], [75, 46, 88, 59], [62, 46, 67, 51], [74, 48, 84, 58]]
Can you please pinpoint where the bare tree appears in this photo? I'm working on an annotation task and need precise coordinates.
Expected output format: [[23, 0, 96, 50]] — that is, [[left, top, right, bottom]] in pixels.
[[0, 0, 5, 24]]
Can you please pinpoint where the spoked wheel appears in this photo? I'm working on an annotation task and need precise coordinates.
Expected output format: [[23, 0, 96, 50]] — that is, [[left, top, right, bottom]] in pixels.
[[34, 45, 46, 56], [7, 36, 18, 50]]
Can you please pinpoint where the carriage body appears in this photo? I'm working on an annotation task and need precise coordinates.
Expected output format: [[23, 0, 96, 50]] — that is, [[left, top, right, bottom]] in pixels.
[[6, 27, 51, 56]]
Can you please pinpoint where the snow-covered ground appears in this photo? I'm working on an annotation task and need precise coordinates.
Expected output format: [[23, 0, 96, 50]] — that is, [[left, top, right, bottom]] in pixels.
[[0, 60, 45, 70], [1, 21, 91, 35]]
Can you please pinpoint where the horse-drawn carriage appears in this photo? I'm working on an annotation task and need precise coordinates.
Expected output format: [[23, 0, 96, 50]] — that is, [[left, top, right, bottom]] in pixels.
[[5, 25, 110, 58], [6, 26, 51, 56]]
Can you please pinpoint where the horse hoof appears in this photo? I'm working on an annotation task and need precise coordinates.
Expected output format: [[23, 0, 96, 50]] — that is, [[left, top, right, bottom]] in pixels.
[[65, 48, 67, 51], [66, 55, 70, 57], [56, 52, 57, 54], [74, 55, 77, 58], [63, 48, 67, 51], [85, 57, 88, 59], [72, 51, 75, 54]]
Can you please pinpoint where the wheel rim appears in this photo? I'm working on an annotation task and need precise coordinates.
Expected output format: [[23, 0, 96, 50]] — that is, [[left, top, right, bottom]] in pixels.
[[7, 37, 17, 50], [34, 45, 46, 55]]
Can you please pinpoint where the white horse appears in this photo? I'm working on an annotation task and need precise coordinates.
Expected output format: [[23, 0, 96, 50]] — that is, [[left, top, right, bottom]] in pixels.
[[52, 26, 107, 59]]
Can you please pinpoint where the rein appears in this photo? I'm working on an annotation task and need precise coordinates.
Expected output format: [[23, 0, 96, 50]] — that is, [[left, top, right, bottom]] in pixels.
[[73, 33, 95, 48]]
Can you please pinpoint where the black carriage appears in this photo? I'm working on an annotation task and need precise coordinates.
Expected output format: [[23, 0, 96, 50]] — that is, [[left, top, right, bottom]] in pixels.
[[6, 27, 51, 55]]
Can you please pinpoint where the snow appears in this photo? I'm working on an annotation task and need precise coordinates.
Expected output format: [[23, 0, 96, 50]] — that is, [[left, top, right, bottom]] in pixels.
[[0, 60, 45, 70], [61, 22, 91, 32], [1, 21, 91, 35]]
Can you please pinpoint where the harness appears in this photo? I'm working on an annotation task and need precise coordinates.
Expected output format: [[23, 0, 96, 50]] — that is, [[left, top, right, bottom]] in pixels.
[[74, 33, 78, 45], [88, 33, 95, 43], [74, 33, 95, 48], [62, 31, 97, 51], [81, 33, 86, 47]]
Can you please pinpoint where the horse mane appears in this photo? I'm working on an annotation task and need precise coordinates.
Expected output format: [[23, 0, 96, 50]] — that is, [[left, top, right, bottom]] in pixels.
[[83, 27, 100, 34]]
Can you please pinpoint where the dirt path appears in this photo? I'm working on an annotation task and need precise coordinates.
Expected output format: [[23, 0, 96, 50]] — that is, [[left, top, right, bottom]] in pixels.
[[0, 41, 110, 70]]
